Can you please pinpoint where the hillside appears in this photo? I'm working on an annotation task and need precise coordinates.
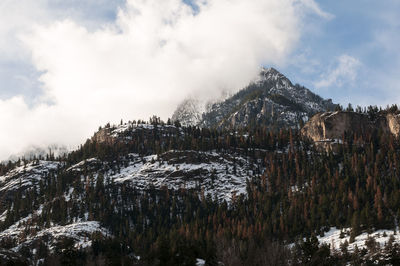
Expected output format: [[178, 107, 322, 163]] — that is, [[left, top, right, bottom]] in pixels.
[[1, 114, 400, 264]]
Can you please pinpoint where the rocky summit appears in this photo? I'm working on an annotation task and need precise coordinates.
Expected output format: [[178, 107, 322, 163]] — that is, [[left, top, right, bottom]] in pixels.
[[172, 67, 336, 129]]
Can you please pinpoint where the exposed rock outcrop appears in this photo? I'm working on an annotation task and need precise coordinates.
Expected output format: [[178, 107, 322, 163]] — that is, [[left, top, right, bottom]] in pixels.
[[301, 111, 400, 148], [91, 126, 114, 144], [386, 113, 400, 137]]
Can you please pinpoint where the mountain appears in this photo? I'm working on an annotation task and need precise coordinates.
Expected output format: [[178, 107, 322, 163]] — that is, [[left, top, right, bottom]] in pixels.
[[172, 67, 336, 129], [2, 115, 400, 264], [2, 70, 400, 264], [89, 121, 262, 202], [171, 98, 203, 127], [0, 121, 269, 264]]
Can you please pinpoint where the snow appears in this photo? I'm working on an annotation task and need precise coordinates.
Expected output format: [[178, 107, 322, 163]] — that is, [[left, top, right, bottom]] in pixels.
[[0, 205, 44, 239], [64, 187, 74, 201], [66, 149, 258, 203], [318, 227, 400, 251], [111, 123, 154, 137], [0, 210, 7, 222], [0, 220, 109, 252], [67, 158, 100, 172], [90, 150, 256, 202], [109, 122, 178, 138], [0, 161, 61, 193], [172, 98, 204, 126], [196, 258, 206, 266], [65, 149, 257, 204], [30, 221, 109, 249], [290, 181, 309, 193]]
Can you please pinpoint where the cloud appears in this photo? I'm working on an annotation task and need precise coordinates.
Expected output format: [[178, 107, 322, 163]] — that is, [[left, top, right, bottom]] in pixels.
[[297, 0, 334, 20], [0, 0, 329, 159], [0, 0, 123, 101], [315, 54, 361, 89]]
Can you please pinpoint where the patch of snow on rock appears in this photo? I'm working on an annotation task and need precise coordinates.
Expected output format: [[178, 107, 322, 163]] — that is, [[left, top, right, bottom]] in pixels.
[[1, 221, 109, 252], [107, 151, 255, 202], [196, 258, 206, 266]]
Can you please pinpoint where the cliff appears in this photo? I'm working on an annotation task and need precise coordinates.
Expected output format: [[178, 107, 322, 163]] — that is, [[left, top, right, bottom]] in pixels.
[[301, 111, 400, 147], [386, 113, 400, 137], [91, 126, 114, 144]]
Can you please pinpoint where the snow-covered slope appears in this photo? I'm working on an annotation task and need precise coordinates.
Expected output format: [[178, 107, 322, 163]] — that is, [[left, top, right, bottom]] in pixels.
[[0, 142, 258, 261], [0, 160, 110, 257], [68, 150, 257, 202], [0, 161, 61, 194], [318, 227, 400, 252], [0, 161, 61, 213], [0, 221, 109, 252]]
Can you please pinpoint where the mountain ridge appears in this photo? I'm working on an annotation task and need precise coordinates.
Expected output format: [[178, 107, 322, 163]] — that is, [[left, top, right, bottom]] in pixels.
[[172, 67, 336, 129]]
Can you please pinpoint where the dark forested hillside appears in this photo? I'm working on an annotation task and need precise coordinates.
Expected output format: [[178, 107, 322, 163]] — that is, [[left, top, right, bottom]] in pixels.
[[1, 112, 400, 265]]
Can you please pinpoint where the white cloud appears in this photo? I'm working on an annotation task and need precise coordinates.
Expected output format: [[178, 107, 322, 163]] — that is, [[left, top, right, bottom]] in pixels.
[[0, 0, 119, 60], [315, 54, 361, 89], [0, 0, 329, 159], [0, 0, 123, 100], [297, 0, 334, 20]]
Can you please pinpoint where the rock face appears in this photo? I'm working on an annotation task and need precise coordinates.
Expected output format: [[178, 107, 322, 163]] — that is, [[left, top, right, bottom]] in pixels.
[[172, 68, 336, 129], [171, 98, 203, 127], [301, 111, 400, 145], [91, 126, 114, 144], [301, 111, 378, 142], [386, 113, 400, 137]]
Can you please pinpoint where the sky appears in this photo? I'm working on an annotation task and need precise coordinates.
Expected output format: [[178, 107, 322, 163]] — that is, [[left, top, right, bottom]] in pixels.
[[0, 0, 399, 159]]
